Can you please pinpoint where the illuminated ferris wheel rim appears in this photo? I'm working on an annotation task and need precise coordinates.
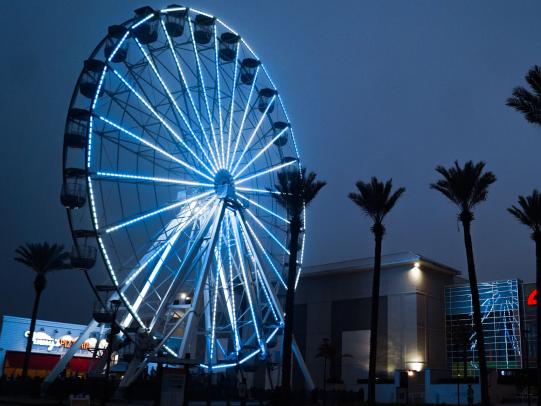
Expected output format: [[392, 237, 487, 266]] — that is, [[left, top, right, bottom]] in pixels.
[[62, 4, 308, 370]]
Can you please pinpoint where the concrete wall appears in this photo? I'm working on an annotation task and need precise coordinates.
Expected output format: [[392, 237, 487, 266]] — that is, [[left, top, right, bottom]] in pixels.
[[295, 262, 455, 388]]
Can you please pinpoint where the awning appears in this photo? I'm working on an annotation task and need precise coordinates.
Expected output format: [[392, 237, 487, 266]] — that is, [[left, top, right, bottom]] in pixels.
[[5, 352, 60, 370], [4, 352, 92, 372]]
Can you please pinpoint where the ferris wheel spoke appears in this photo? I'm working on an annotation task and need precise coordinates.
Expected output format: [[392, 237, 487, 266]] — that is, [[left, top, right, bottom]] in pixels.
[[209, 257, 221, 361], [244, 208, 289, 254], [214, 226, 240, 354], [133, 38, 219, 174], [177, 202, 227, 358], [98, 116, 214, 182], [225, 213, 241, 352], [236, 186, 281, 195], [188, 21, 222, 168], [231, 214, 265, 354], [237, 217, 280, 322], [230, 94, 276, 175], [233, 125, 289, 179], [160, 19, 220, 172], [104, 190, 213, 234], [227, 67, 259, 172], [119, 198, 216, 291], [243, 219, 287, 289], [236, 193, 289, 224], [120, 215, 186, 328], [235, 158, 298, 186], [94, 171, 214, 188], [225, 43, 240, 170], [110, 68, 215, 176], [213, 25, 225, 169], [148, 200, 220, 332]]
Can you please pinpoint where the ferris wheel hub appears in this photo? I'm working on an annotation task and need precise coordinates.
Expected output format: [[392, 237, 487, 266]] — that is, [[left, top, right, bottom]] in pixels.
[[213, 169, 236, 201]]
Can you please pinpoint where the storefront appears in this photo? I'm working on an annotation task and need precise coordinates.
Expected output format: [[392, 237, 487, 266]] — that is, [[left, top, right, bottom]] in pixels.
[[0, 315, 106, 378]]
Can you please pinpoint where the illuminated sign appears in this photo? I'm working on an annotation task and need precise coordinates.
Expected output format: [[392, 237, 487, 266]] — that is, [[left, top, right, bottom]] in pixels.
[[24, 331, 107, 352], [527, 289, 537, 306]]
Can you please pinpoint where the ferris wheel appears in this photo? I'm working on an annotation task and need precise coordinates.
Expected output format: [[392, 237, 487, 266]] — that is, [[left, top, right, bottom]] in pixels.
[[55, 5, 313, 384]]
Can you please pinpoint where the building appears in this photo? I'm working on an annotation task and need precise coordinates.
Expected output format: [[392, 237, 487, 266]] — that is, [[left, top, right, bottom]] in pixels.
[[294, 251, 462, 390], [0, 315, 105, 378], [294, 251, 538, 391]]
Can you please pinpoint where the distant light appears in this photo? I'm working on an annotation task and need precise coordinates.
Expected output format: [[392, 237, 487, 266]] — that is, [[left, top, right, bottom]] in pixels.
[[180, 293, 187, 300], [407, 370, 415, 377], [414, 262, 420, 268]]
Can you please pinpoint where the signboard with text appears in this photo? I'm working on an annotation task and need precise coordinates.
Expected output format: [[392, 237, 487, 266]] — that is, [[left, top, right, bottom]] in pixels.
[[0, 315, 104, 358]]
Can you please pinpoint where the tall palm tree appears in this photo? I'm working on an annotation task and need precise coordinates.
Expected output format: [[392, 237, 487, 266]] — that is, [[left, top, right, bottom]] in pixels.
[[430, 161, 496, 406], [506, 65, 541, 126], [348, 177, 405, 406], [14, 243, 71, 378], [508, 190, 541, 406], [271, 167, 326, 395]]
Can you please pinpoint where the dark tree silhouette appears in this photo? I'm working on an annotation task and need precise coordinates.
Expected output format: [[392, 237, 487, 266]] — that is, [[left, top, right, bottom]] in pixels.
[[270, 167, 326, 396], [316, 338, 352, 406], [14, 243, 71, 378], [431, 161, 496, 406], [348, 177, 405, 406], [508, 190, 541, 406], [506, 65, 541, 126]]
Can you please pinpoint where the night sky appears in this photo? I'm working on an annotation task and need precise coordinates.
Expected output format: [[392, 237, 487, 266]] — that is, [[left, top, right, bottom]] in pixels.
[[1, 0, 541, 324]]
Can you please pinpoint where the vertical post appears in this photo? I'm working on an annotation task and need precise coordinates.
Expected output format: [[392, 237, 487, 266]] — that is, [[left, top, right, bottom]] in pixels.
[[102, 299, 121, 406]]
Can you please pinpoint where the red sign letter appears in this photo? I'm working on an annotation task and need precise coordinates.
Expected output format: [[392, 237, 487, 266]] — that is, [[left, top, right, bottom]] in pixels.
[[527, 289, 537, 306]]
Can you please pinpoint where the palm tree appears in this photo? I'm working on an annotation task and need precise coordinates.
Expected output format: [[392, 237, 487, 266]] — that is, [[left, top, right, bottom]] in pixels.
[[430, 161, 496, 406], [14, 243, 71, 378], [506, 65, 541, 126], [348, 177, 405, 406], [316, 338, 352, 406], [508, 190, 541, 406], [270, 167, 326, 395]]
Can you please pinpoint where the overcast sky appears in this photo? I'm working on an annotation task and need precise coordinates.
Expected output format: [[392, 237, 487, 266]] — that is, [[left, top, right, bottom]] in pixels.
[[1, 0, 541, 324]]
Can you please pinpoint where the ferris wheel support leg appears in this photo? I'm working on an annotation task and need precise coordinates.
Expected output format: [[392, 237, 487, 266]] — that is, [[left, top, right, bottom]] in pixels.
[[203, 278, 213, 363], [292, 339, 315, 391], [147, 203, 219, 333], [178, 203, 226, 359], [41, 319, 100, 394]]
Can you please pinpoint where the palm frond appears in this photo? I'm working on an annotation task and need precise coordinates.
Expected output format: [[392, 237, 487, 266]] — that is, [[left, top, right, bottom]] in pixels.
[[269, 167, 326, 219], [431, 161, 496, 216], [508, 190, 541, 236], [14, 242, 71, 274], [506, 66, 541, 126], [348, 177, 405, 226]]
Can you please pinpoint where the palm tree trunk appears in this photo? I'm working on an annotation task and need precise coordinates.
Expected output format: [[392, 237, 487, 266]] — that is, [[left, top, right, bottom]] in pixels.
[[534, 237, 541, 406], [368, 228, 382, 406], [22, 279, 44, 379], [281, 215, 301, 395], [461, 220, 489, 406]]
